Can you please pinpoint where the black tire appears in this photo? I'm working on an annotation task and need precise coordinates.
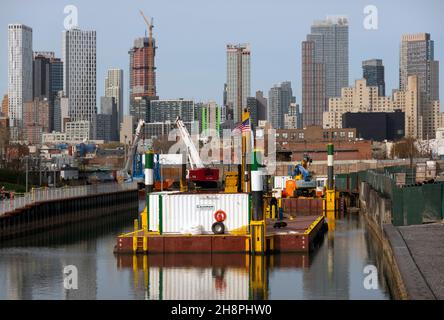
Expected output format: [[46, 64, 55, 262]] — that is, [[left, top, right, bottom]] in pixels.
[[212, 222, 225, 235]]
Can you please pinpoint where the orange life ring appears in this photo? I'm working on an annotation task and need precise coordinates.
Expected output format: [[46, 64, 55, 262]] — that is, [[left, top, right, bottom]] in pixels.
[[214, 210, 227, 222]]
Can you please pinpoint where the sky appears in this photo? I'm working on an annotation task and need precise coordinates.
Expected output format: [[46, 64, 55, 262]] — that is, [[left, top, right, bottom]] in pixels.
[[1, 0, 444, 115]]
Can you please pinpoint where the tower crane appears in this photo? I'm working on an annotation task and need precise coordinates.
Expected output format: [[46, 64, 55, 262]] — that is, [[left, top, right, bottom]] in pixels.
[[139, 10, 154, 40], [175, 117, 219, 188]]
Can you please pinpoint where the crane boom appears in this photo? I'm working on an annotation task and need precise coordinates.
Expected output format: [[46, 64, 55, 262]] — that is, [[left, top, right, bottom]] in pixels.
[[118, 119, 145, 182], [139, 10, 153, 39], [175, 117, 204, 169]]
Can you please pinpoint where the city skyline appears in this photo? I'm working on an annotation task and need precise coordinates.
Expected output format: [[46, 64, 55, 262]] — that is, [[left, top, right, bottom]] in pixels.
[[1, 0, 444, 115]]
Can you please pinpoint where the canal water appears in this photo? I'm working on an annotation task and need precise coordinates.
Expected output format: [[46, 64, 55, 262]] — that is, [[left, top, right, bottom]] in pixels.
[[0, 202, 390, 300]]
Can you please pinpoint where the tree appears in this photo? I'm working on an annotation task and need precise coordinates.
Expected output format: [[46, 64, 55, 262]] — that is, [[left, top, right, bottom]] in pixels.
[[390, 137, 420, 167]]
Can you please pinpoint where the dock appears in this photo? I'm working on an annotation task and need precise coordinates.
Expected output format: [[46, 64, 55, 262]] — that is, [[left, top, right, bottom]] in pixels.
[[114, 215, 326, 254], [384, 222, 444, 300]]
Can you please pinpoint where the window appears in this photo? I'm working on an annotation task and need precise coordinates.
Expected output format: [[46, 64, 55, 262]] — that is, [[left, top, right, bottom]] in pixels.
[[348, 132, 354, 138], [298, 132, 304, 139]]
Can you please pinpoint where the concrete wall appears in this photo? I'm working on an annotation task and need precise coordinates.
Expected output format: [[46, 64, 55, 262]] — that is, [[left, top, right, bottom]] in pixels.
[[0, 189, 138, 240]]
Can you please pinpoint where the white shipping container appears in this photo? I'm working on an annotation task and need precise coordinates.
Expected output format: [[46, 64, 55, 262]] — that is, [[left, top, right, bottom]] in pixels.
[[273, 176, 293, 189], [148, 192, 249, 234]]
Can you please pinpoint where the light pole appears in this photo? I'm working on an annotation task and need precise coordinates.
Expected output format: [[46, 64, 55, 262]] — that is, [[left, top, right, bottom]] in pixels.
[[124, 135, 128, 164], [25, 156, 29, 193]]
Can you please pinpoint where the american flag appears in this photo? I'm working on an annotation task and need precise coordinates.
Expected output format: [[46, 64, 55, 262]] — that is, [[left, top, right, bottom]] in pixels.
[[233, 118, 251, 133]]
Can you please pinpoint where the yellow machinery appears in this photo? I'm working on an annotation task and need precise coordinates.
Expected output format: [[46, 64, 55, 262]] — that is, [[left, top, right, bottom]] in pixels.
[[224, 171, 239, 193], [285, 154, 317, 198]]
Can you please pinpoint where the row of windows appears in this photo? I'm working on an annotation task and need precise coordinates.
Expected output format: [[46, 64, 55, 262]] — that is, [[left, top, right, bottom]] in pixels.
[[276, 131, 354, 140]]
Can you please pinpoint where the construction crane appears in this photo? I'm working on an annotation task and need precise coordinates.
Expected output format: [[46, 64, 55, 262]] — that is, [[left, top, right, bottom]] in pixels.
[[139, 10, 154, 40], [117, 119, 146, 183], [175, 117, 219, 188]]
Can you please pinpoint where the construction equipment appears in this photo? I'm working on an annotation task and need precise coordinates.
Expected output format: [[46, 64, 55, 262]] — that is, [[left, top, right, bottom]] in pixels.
[[285, 154, 316, 198], [224, 171, 239, 193], [175, 117, 219, 188], [139, 10, 154, 40], [117, 119, 145, 183]]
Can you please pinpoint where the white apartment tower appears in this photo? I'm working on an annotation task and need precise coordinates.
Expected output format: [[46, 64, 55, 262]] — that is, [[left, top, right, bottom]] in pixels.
[[400, 33, 440, 139], [226, 43, 251, 123], [105, 69, 123, 125], [7, 24, 33, 138], [62, 28, 97, 124]]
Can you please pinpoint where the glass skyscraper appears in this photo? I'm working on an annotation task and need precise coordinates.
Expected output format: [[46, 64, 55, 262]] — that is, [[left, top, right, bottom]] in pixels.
[[302, 16, 349, 127], [362, 59, 385, 96]]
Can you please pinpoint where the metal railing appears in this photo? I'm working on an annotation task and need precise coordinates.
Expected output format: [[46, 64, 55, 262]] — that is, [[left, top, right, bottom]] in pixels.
[[0, 182, 138, 216]]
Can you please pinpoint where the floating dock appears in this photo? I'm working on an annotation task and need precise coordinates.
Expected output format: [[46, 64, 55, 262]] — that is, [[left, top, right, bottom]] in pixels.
[[114, 215, 326, 254]]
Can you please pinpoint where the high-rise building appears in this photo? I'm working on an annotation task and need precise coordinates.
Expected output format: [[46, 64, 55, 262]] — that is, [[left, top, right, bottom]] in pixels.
[[53, 92, 69, 133], [130, 96, 151, 122], [8, 24, 33, 139], [150, 99, 194, 123], [129, 27, 158, 121], [285, 102, 303, 129], [23, 98, 50, 144], [362, 59, 385, 96], [223, 83, 228, 107], [302, 40, 325, 127], [65, 121, 92, 141], [247, 97, 259, 129], [226, 43, 251, 123], [400, 33, 440, 139], [120, 115, 135, 144], [302, 16, 348, 127], [310, 17, 349, 98], [247, 91, 268, 130], [268, 82, 294, 129], [32, 52, 64, 131], [394, 75, 422, 139], [255, 91, 268, 123], [92, 113, 113, 142], [105, 69, 124, 126], [1, 95, 8, 117], [33, 51, 63, 98], [33, 53, 51, 99], [99, 96, 118, 141], [62, 28, 97, 124], [194, 101, 221, 134], [323, 79, 396, 129]]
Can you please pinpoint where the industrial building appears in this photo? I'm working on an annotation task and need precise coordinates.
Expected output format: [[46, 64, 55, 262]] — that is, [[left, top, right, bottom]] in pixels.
[[342, 111, 405, 142]]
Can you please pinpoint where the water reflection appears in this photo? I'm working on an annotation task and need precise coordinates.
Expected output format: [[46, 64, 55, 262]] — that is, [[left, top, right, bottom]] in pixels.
[[0, 204, 390, 300]]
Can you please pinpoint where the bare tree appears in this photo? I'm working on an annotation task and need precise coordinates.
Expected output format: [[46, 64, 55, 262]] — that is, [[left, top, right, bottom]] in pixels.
[[391, 137, 421, 167]]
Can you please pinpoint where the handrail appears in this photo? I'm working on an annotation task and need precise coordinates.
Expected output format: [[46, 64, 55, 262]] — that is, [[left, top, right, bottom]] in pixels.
[[0, 182, 138, 216]]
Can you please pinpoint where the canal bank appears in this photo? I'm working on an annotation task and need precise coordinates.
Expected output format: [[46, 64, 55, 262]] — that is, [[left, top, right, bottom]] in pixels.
[[0, 201, 390, 300], [337, 165, 444, 300], [364, 214, 444, 300], [0, 183, 138, 241]]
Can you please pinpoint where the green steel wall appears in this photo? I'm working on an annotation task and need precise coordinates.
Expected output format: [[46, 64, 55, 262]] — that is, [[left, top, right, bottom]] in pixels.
[[337, 166, 443, 226]]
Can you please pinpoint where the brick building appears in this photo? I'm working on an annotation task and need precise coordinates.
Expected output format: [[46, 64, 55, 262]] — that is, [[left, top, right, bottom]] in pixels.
[[275, 126, 371, 161], [23, 98, 50, 144]]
